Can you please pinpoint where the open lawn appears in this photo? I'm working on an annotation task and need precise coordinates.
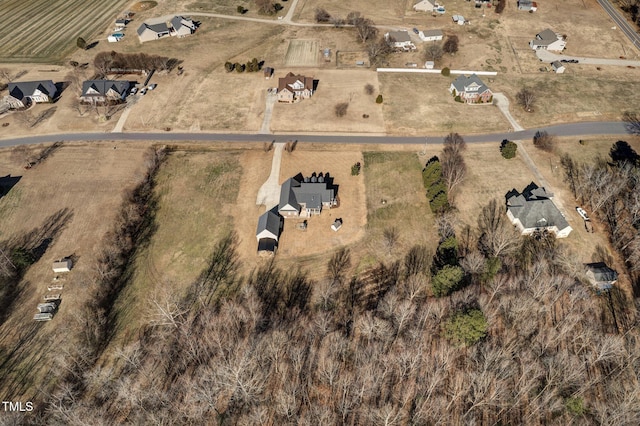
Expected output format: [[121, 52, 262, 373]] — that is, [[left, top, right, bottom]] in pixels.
[[111, 150, 242, 341], [271, 69, 385, 133], [378, 73, 509, 135], [0, 142, 148, 400], [0, 0, 129, 62], [294, 0, 408, 24], [285, 39, 319, 66]]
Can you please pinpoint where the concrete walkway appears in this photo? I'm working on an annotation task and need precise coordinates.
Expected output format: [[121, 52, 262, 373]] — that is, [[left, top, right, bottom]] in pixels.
[[256, 143, 285, 211], [536, 49, 640, 67], [259, 90, 277, 134]]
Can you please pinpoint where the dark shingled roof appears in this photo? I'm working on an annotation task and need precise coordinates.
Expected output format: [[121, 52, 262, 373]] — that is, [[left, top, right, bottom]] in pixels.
[[585, 263, 618, 283], [257, 238, 277, 252], [137, 22, 170, 36], [279, 174, 335, 212], [81, 80, 130, 97], [279, 177, 301, 211], [507, 182, 569, 231], [451, 74, 490, 95], [534, 28, 560, 46], [256, 210, 282, 240], [8, 80, 57, 100]]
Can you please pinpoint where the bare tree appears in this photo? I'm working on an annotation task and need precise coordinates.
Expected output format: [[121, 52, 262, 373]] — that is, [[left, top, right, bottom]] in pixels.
[[364, 84, 375, 95], [516, 88, 536, 112], [622, 111, 640, 135], [443, 132, 467, 156], [327, 247, 351, 284], [367, 36, 393, 66], [424, 43, 444, 62], [335, 102, 349, 117], [383, 227, 399, 255], [346, 11, 362, 25], [256, 0, 275, 15], [532, 130, 556, 152], [477, 199, 519, 257], [443, 35, 459, 55], [354, 17, 378, 43], [315, 8, 331, 22]]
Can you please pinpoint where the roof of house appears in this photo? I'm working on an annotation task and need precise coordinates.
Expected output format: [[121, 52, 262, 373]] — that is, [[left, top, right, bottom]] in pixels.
[[256, 210, 282, 239], [451, 74, 491, 94], [387, 30, 412, 43], [81, 80, 130, 97], [8, 80, 56, 99], [534, 28, 560, 45], [415, 0, 436, 5], [278, 72, 314, 92], [279, 174, 335, 211], [137, 22, 169, 36], [507, 182, 569, 231], [422, 29, 443, 37], [585, 263, 618, 283], [171, 16, 194, 31], [551, 60, 564, 68]]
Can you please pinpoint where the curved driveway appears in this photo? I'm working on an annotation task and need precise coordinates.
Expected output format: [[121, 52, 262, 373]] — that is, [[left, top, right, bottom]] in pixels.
[[0, 122, 629, 148]]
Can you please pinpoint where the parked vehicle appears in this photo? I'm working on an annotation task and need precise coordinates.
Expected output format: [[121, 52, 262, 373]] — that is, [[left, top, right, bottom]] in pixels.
[[576, 207, 590, 221], [148, 83, 157, 90], [131, 87, 138, 95], [413, 28, 419, 34], [140, 88, 147, 95]]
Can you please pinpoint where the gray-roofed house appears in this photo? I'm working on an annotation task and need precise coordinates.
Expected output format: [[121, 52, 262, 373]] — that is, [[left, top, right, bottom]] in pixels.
[[413, 0, 438, 12], [585, 263, 618, 290], [137, 22, 171, 42], [170, 16, 196, 37], [80, 80, 130, 104], [529, 28, 566, 51], [278, 173, 338, 218], [256, 210, 283, 256], [420, 29, 443, 41], [385, 31, 416, 50], [506, 182, 572, 238], [6, 80, 57, 109], [518, 0, 538, 11], [551, 61, 565, 73], [449, 74, 493, 104]]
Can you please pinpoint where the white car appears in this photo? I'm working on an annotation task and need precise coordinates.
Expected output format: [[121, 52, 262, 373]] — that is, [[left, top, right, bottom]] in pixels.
[[140, 88, 147, 95], [148, 83, 157, 90], [131, 87, 138, 95], [576, 207, 589, 221]]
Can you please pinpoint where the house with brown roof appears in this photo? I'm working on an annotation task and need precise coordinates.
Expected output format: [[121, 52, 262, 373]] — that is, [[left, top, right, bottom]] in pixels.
[[277, 73, 315, 103]]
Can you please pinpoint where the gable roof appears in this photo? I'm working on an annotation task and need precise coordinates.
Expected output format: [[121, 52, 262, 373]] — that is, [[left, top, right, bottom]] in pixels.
[[534, 28, 560, 45], [422, 29, 443, 38], [8, 80, 57, 99], [137, 22, 170, 36], [278, 73, 314, 92], [387, 30, 412, 43], [451, 74, 490, 94], [507, 182, 569, 231], [256, 210, 282, 240], [279, 174, 335, 212], [81, 80, 130, 97], [171, 16, 194, 31], [585, 262, 618, 283]]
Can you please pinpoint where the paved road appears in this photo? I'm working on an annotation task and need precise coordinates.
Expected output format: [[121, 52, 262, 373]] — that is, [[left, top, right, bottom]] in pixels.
[[598, 0, 640, 51], [0, 122, 629, 148], [536, 49, 640, 66]]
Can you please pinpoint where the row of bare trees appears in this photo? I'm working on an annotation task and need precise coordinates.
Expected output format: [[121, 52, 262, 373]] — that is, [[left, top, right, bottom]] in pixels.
[[94, 52, 180, 75]]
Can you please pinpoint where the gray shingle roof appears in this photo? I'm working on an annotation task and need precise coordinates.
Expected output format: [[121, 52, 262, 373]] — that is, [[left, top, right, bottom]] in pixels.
[[137, 22, 170, 36], [279, 177, 301, 211], [279, 174, 335, 213], [422, 29, 443, 38], [81, 80, 130, 97], [8, 80, 56, 99], [451, 74, 490, 95], [534, 28, 560, 46], [388, 31, 412, 43], [507, 182, 569, 231], [256, 210, 282, 239], [585, 263, 618, 283]]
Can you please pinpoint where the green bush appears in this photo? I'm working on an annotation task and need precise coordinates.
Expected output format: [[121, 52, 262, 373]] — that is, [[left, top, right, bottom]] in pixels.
[[441, 67, 450, 76], [565, 396, 586, 416], [429, 190, 450, 214], [454, 95, 462, 103], [76, 37, 87, 50], [376, 94, 383, 104], [224, 62, 235, 72], [431, 265, 464, 297], [422, 160, 442, 188], [237, 5, 246, 13], [500, 140, 517, 159], [444, 308, 488, 346], [437, 236, 459, 267], [351, 162, 361, 176], [11, 248, 35, 271]]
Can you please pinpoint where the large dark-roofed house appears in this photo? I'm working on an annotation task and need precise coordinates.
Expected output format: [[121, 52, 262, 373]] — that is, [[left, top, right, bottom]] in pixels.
[[80, 80, 130, 104], [450, 74, 493, 104], [506, 182, 572, 238], [6, 80, 57, 109], [278, 173, 337, 218]]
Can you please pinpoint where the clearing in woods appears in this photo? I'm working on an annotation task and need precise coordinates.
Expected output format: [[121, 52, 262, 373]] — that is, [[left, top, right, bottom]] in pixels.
[[0, 0, 129, 62], [284, 40, 319, 66]]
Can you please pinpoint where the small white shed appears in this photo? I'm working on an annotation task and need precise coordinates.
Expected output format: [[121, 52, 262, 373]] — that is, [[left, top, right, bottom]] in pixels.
[[425, 61, 435, 69], [52, 259, 73, 273], [551, 61, 565, 74]]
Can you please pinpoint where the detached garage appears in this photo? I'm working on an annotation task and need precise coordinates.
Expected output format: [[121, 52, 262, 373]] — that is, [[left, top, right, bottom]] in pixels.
[[52, 259, 73, 273]]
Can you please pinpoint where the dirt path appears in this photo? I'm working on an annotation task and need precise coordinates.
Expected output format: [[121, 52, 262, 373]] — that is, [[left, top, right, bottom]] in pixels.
[[256, 143, 284, 211], [259, 89, 277, 134]]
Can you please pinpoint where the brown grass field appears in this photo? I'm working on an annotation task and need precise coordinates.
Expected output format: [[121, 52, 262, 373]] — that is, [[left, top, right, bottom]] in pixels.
[[285, 39, 320, 66], [0, 142, 148, 399]]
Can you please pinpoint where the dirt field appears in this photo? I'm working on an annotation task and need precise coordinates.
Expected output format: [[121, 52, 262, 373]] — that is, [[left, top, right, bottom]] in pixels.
[[271, 69, 385, 133], [285, 39, 320, 66], [294, 0, 408, 25], [0, 141, 148, 399], [379, 73, 509, 135], [336, 51, 370, 68], [0, 0, 129, 62]]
